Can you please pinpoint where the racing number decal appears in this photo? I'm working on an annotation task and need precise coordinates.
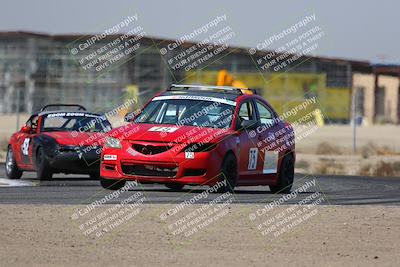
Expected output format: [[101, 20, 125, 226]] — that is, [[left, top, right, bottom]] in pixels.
[[248, 148, 258, 170], [148, 126, 178, 133], [21, 138, 30, 156]]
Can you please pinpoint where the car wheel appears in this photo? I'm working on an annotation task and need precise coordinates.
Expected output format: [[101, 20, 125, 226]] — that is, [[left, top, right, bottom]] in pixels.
[[5, 146, 23, 179], [270, 154, 294, 194], [100, 177, 126, 190], [218, 153, 237, 193], [165, 183, 185, 191], [36, 147, 53, 181]]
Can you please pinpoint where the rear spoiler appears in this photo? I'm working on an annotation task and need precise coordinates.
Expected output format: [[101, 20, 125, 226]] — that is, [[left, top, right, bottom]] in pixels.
[[40, 104, 86, 112]]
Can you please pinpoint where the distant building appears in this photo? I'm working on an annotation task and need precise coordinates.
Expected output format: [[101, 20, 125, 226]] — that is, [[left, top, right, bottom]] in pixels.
[[353, 65, 400, 124], [0, 31, 398, 124]]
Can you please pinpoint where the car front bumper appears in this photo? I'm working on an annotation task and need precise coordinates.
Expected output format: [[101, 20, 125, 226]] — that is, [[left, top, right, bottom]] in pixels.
[[47, 146, 101, 174], [100, 148, 223, 186]]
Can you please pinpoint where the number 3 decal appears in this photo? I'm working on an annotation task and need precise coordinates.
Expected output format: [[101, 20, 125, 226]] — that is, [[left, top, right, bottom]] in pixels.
[[248, 148, 258, 170], [22, 138, 30, 156]]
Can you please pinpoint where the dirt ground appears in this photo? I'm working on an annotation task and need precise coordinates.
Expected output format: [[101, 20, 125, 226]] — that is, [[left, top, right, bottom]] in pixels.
[[294, 124, 400, 153], [295, 153, 400, 176], [0, 204, 399, 267]]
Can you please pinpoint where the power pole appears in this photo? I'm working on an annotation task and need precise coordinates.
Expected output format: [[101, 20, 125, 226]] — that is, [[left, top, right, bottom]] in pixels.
[[352, 89, 357, 153]]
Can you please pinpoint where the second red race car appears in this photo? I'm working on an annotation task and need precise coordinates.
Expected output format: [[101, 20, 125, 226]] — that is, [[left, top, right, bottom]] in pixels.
[[6, 104, 112, 180], [100, 84, 295, 193]]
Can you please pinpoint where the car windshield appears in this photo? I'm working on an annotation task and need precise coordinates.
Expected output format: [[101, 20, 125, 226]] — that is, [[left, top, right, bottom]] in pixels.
[[42, 113, 112, 133], [134, 98, 235, 129]]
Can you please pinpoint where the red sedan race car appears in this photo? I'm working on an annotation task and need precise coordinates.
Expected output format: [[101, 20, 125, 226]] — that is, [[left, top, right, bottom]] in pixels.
[[100, 84, 295, 193], [6, 104, 112, 180]]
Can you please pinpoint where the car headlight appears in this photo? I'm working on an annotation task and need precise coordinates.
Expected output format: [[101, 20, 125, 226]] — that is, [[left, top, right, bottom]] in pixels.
[[104, 137, 122, 149]]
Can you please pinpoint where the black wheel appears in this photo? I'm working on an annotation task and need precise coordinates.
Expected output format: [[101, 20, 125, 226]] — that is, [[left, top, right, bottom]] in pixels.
[[218, 153, 237, 193], [270, 154, 295, 194], [89, 173, 100, 180], [5, 146, 23, 179], [36, 147, 53, 181], [100, 177, 126, 190], [165, 183, 185, 191]]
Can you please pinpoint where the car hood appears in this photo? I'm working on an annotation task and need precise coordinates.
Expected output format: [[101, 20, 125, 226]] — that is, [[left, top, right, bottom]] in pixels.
[[42, 131, 106, 146], [111, 123, 232, 144]]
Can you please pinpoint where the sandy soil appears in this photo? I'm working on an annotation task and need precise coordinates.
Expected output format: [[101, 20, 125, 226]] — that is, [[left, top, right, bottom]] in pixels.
[[294, 125, 400, 153], [0, 204, 399, 267], [295, 153, 400, 176]]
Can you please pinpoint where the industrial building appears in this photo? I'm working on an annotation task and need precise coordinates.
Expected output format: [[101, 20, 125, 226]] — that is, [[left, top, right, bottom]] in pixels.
[[0, 31, 398, 124]]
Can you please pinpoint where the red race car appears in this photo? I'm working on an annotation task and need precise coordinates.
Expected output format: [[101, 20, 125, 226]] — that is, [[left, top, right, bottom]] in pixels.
[[6, 104, 112, 180], [100, 84, 295, 193]]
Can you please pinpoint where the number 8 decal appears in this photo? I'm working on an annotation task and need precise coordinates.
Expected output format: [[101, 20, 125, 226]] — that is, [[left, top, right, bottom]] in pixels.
[[22, 138, 30, 156], [248, 148, 258, 170]]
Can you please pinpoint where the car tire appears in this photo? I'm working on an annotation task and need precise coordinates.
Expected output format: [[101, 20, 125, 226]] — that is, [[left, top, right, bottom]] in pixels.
[[5, 146, 23, 179], [270, 154, 295, 194], [36, 146, 53, 181], [218, 153, 237, 193], [165, 183, 185, 191], [100, 177, 126, 190]]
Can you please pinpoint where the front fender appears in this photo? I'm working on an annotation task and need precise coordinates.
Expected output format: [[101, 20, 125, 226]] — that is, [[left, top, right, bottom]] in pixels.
[[32, 134, 59, 162]]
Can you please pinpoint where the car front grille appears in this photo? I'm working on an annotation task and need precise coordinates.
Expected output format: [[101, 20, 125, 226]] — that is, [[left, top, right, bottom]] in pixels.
[[121, 163, 178, 177], [132, 144, 172, 155]]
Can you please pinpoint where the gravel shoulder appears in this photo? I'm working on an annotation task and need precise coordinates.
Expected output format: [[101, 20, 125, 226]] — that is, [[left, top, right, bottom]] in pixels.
[[1, 204, 399, 267]]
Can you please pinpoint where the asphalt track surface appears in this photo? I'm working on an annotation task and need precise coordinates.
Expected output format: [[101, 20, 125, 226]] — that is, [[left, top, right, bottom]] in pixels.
[[0, 164, 399, 205]]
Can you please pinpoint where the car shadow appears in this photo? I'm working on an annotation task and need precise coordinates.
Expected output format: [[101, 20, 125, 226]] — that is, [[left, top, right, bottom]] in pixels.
[[128, 187, 319, 195]]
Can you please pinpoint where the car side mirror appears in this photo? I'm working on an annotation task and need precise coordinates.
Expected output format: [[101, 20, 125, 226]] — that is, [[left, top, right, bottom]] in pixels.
[[20, 125, 31, 134], [241, 120, 259, 130], [124, 112, 136, 122]]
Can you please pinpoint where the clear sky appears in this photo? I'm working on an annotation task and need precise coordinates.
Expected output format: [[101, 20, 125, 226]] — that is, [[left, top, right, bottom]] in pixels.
[[0, 0, 398, 63]]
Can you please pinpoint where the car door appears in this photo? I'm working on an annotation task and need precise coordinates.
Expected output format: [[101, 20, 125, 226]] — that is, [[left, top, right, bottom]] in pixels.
[[16, 115, 38, 168], [236, 99, 264, 184], [254, 99, 281, 181]]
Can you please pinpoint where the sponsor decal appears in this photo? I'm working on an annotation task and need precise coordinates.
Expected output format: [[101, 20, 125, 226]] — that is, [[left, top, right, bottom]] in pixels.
[[46, 112, 105, 118], [263, 151, 278, 174], [103, 154, 117, 160]]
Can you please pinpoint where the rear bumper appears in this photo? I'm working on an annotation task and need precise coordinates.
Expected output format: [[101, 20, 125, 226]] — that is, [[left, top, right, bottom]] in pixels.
[[100, 149, 223, 186]]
